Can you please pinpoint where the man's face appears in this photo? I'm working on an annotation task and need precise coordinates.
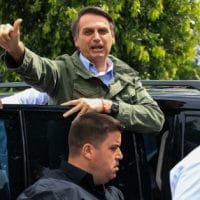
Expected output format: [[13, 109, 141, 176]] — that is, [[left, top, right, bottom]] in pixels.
[[91, 131, 123, 185], [74, 14, 115, 64]]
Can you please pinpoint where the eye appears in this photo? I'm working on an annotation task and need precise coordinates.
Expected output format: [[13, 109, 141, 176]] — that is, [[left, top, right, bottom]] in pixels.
[[83, 29, 93, 36], [98, 28, 109, 35], [110, 145, 119, 152]]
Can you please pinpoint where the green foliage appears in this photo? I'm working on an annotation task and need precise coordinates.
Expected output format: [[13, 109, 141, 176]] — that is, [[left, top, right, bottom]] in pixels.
[[0, 0, 200, 81]]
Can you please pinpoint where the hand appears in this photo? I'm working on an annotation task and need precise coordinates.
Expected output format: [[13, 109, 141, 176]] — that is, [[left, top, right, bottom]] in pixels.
[[0, 19, 24, 63], [61, 98, 112, 118]]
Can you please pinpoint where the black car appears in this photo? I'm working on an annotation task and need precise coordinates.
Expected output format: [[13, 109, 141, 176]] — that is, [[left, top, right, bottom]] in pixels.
[[0, 80, 199, 200]]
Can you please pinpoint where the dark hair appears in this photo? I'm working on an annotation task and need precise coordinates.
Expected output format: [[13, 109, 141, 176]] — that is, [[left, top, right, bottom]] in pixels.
[[71, 6, 115, 39], [68, 112, 123, 156]]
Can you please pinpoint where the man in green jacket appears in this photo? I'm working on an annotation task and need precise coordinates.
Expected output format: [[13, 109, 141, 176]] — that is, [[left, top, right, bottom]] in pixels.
[[0, 7, 164, 133]]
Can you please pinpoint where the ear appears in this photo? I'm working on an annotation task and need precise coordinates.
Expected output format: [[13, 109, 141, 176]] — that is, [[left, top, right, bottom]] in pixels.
[[112, 36, 115, 45], [74, 37, 79, 48], [82, 143, 94, 160]]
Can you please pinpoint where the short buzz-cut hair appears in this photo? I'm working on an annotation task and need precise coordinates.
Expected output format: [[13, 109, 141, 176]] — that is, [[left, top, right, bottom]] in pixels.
[[68, 112, 123, 156], [71, 6, 115, 39]]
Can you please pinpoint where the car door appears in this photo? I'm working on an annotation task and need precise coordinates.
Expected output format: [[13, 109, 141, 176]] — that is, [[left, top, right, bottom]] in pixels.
[[0, 105, 152, 200], [156, 110, 200, 200], [0, 107, 25, 200]]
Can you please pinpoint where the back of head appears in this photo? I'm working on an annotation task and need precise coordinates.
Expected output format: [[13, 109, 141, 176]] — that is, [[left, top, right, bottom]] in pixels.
[[68, 112, 123, 157]]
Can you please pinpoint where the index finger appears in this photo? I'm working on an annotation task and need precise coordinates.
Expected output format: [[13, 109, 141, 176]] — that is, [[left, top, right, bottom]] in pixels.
[[61, 99, 79, 106]]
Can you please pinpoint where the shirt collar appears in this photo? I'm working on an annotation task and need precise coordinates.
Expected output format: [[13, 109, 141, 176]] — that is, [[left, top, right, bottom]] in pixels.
[[79, 53, 113, 76], [60, 160, 93, 186], [79, 53, 114, 86], [60, 160, 106, 199]]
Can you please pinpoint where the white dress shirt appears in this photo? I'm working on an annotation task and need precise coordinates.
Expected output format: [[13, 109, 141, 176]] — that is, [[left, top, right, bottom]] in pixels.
[[170, 146, 200, 200], [2, 88, 48, 105]]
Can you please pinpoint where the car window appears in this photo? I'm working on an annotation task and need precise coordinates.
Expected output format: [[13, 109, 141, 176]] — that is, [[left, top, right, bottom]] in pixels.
[[184, 112, 200, 155], [0, 111, 25, 200], [0, 105, 151, 200], [23, 109, 73, 184]]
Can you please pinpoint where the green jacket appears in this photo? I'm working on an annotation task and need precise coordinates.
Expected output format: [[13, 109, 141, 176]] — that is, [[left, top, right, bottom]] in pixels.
[[6, 48, 164, 133]]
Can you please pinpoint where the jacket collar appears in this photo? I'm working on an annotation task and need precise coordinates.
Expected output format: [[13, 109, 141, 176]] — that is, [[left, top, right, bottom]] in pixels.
[[71, 51, 138, 98], [60, 160, 106, 199]]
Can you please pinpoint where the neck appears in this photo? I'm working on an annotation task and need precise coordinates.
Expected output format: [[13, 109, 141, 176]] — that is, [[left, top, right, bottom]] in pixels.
[[68, 156, 89, 173], [94, 60, 108, 72], [68, 156, 101, 185]]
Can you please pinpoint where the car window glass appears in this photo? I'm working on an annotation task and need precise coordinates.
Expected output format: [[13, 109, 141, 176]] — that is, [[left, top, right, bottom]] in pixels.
[[184, 113, 200, 155], [0, 105, 151, 200], [23, 110, 72, 184], [0, 111, 25, 200]]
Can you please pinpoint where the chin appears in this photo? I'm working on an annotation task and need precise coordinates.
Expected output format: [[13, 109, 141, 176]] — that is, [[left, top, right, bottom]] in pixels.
[[111, 173, 117, 180], [90, 55, 105, 60]]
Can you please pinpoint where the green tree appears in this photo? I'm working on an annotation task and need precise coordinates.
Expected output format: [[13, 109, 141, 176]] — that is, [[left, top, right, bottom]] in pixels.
[[0, 0, 200, 81]]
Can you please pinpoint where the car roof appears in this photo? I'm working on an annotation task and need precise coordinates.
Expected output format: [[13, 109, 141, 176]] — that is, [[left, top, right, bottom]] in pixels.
[[142, 80, 200, 97], [142, 80, 200, 90], [142, 80, 200, 110]]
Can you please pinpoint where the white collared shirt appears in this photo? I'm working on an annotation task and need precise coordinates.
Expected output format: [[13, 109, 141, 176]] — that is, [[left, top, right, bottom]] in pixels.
[[79, 53, 114, 86], [170, 146, 200, 200], [2, 88, 48, 105]]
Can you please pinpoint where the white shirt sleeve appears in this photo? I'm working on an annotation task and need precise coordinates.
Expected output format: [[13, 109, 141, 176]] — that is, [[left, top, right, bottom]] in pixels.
[[1, 88, 49, 105], [170, 146, 200, 200]]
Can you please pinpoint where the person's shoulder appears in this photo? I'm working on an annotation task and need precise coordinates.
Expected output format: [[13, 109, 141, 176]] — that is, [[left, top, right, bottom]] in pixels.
[[55, 54, 71, 60], [174, 146, 200, 170], [54, 51, 80, 72], [109, 54, 138, 76], [26, 174, 99, 200], [170, 146, 200, 184], [170, 146, 200, 200], [184, 146, 200, 163], [16, 177, 55, 199], [55, 51, 78, 61], [106, 185, 124, 200], [17, 177, 78, 200]]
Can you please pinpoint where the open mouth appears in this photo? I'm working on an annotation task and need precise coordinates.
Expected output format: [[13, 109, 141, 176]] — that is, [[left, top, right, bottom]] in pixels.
[[90, 45, 103, 50]]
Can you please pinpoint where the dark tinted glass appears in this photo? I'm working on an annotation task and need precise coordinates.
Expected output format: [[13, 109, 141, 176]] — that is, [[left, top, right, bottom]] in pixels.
[[23, 109, 74, 184], [184, 113, 200, 155], [0, 111, 25, 200], [0, 105, 151, 200], [160, 111, 200, 200]]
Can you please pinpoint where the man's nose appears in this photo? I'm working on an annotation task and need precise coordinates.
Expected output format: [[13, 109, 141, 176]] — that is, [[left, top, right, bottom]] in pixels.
[[116, 148, 123, 160], [93, 31, 100, 40]]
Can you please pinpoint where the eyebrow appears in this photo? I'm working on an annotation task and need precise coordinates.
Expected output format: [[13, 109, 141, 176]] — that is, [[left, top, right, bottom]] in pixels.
[[82, 26, 109, 30]]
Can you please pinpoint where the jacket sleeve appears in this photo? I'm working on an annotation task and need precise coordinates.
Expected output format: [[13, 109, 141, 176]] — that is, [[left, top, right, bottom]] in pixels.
[[116, 78, 165, 133], [4, 48, 59, 94], [16, 190, 66, 200], [16, 181, 79, 200]]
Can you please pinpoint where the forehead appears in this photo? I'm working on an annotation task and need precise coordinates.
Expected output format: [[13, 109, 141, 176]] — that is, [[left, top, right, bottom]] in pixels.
[[101, 131, 121, 146], [79, 14, 111, 30]]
